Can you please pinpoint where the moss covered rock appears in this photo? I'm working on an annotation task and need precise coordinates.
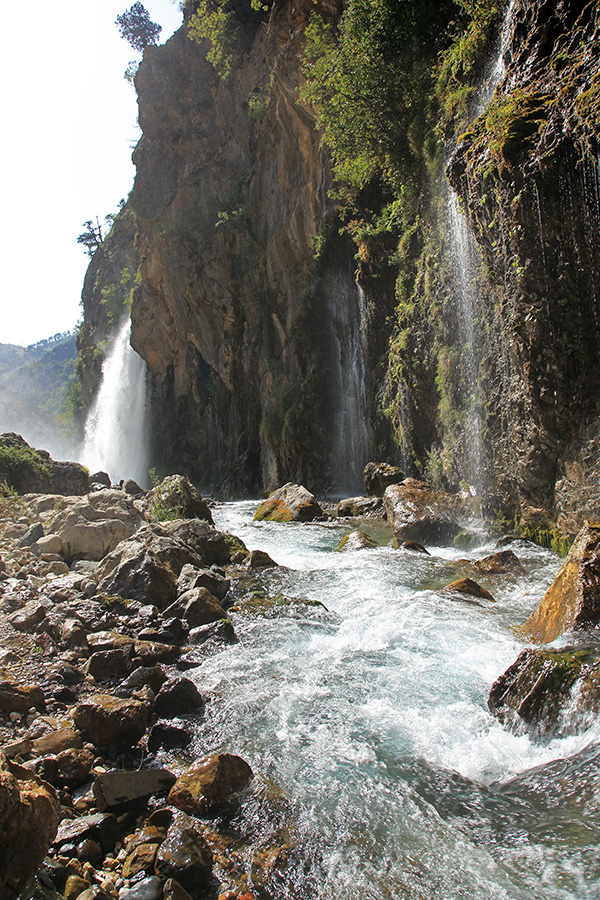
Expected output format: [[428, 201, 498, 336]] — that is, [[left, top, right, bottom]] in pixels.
[[254, 484, 323, 522]]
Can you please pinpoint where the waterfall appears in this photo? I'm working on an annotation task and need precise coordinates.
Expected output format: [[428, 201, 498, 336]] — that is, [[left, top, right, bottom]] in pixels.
[[329, 280, 370, 495], [81, 315, 148, 485]]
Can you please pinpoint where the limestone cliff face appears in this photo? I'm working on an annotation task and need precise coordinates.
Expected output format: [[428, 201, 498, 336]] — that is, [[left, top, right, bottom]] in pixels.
[[125, 0, 372, 494], [447, 0, 600, 535]]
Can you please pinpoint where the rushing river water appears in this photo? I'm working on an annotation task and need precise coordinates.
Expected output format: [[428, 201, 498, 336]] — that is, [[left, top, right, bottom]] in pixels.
[[190, 502, 600, 899]]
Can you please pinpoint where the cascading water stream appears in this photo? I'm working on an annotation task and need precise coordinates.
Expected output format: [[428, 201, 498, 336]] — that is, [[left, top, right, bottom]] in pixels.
[[195, 502, 600, 899], [81, 315, 148, 485]]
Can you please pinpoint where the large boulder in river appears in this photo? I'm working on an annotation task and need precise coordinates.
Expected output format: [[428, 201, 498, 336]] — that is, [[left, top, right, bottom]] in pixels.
[[488, 644, 600, 736], [383, 479, 465, 546], [0, 750, 60, 900], [147, 475, 213, 524], [168, 753, 253, 816], [254, 483, 323, 522], [43, 489, 145, 562], [519, 522, 600, 643], [0, 433, 89, 495], [364, 461, 405, 497]]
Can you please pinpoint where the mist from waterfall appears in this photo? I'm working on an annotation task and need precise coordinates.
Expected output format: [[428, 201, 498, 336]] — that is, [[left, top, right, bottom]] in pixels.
[[81, 316, 148, 486]]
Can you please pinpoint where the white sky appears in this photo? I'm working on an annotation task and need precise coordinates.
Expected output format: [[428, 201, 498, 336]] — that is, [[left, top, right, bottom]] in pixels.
[[0, 0, 184, 347]]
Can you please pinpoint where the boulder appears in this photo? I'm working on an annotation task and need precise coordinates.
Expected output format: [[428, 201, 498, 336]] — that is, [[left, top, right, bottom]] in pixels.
[[168, 753, 253, 816], [176, 563, 230, 601], [384, 479, 464, 546], [55, 748, 95, 788], [48, 489, 145, 562], [443, 578, 495, 602], [148, 723, 192, 752], [97, 546, 176, 608], [336, 530, 378, 551], [164, 519, 238, 565], [163, 586, 226, 627], [148, 475, 213, 524], [154, 813, 212, 894], [336, 496, 384, 517], [364, 461, 405, 497], [72, 694, 149, 748], [153, 677, 204, 717], [474, 549, 525, 576], [254, 483, 323, 522], [85, 648, 133, 680], [246, 548, 278, 568], [0, 750, 60, 900], [519, 522, 600, 643], [93, 768, 176, 809], [488, 644, 600, 736]]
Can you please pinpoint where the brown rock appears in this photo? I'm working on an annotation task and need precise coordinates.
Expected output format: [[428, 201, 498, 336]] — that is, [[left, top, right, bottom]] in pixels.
[[0, 676, 45, 712], [336, 531, 378, 551], [163, 586, 226, 627], [254, 484, 323, 522], [168, 753, 253, 816], [163, 879, 194, 900], [443, 578, 495, 602], [32, 724, 83, 756], [154, 813, 212, 892], [364, 461, 405, 497], [72, 694, 149, 748], [154, 677, 204, 717], [520, 522, 600, 643], [56, 748, 95, 788], [0, 750, 60, 900], [246, 549, 278, 568], [474, 549, 525, 576], [123, 841, 160, 878], [86, 648, 133, 680]]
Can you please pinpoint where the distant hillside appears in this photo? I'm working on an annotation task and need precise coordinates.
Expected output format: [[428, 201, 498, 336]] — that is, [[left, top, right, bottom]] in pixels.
[[0, 332, 79, 460]]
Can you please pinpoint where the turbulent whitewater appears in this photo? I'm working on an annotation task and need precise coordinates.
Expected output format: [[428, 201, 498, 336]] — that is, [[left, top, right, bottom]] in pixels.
[[195, 502, 600, 899]]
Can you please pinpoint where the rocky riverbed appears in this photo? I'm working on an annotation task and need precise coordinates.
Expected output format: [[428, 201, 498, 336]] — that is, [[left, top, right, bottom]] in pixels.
[[2, 439, 600, 900]]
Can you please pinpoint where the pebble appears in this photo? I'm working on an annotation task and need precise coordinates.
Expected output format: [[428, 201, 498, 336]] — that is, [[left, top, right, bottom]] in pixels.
[[118, 876, 163, 900]]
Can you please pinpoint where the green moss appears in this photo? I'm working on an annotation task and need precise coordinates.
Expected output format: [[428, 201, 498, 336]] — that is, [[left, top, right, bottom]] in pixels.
[[253, 499, 294, 522], [0, 446, 50, 486], [516, 522, 572, 557]]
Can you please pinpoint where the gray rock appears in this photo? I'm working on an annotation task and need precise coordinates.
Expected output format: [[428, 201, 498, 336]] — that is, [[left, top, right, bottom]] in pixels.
[[17, 522, 44, 548], [176, 563, 230, 601], [119, 875, 163, 900], [93, 767, 176, 809]]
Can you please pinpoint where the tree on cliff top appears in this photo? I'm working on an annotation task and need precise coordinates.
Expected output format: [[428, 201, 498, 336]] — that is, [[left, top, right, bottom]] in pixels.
[[116, 2, 162, 53]]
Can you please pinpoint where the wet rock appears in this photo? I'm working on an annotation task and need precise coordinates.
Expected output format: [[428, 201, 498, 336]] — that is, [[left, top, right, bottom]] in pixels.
[[520, 522, 600, 643], [399, 540, 430, 554], [93, 767, 176, 809], [62, 618, 88, 648], [176, 563, 230, 601], [163, 586, 226, 627], [148, 475, 213, 524], [443, 578, 495, 602], [162, 880, 194, 900], [120, 875, 163, 900], [154, 813, 212, 893], [8, 598, 49, 631], [153, 677, 204, 717], [253, 483, 323, 522], [64, 874, 92, 899], [246, 549, 279, 568], [0, 676, 45, 711], [122, 842, 160, 878], [0, 750, 60, 900], [134, 639, 180, 665], [72, 694, 149, 749], [335, 496, 384, 517], [186, 618, 237, 646], [76, 837, 104, 867], [168, 753, 253, 816], [55, 812, 121, 853], [384, 479, 464, 546], [147, 723, 192, 752], [32, 725, 83, 756], [474, 549, 525, 576], [488, 644, 600, 736], [336, 530, 378, 551], [364, 461, 405, 497]]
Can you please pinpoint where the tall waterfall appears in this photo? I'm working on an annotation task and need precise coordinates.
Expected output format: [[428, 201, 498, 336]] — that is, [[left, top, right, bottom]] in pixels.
[[445, 0, 517, 490], [81, 316, 148, 485], [329, 279, 370, 494]]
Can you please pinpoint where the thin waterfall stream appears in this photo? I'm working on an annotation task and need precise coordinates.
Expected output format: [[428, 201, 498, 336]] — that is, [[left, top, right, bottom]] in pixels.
[[81, 315, 148, 485], [193, 502, 600, 899]]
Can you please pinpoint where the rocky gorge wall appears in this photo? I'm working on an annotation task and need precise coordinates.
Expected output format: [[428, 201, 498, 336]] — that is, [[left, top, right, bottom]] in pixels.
[[78, 0, 600, 537]]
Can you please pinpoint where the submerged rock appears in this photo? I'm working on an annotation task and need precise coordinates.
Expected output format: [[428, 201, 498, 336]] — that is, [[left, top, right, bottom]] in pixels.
[[254, 483, 323, 522], [336, 530, 378, 551], [474, 549, 525, 576], [443, 578, 495, 602], [519, 522, 600, 643]]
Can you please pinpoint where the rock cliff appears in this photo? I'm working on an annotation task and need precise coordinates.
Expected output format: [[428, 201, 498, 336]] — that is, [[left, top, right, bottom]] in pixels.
[[79, 0, 600, 535]]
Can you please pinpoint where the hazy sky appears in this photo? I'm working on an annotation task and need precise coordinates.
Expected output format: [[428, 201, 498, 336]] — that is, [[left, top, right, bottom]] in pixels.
[[0, 0, 184, 347]]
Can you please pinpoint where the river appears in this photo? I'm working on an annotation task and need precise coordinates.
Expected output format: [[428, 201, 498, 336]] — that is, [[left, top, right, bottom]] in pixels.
[[189, 501, 600, 899]]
